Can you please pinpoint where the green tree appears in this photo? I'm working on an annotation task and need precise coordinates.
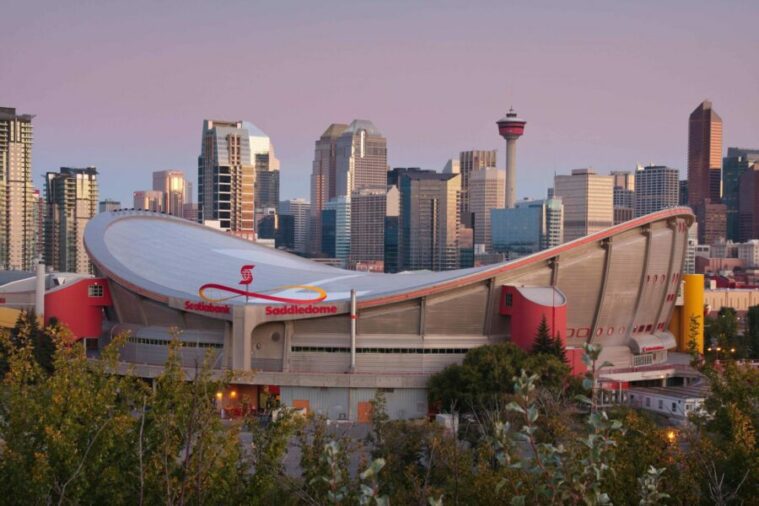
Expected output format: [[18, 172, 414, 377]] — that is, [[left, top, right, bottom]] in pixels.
[[746, 305, 759, 358], [139, 339, 248, 505], [0, 330, 144, 504], [531, 315, 554, 355]]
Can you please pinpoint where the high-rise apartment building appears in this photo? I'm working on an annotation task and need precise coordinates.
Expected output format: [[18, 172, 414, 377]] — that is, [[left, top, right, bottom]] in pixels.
[[458, 150, 496, 226], [278, 199, 310, 254], [44, 167, 98, 274], [99, 198, 121, 213], [198, 120, 275, 240], [399, 171, 460, 271], [309, 123, 349, 254], [553, 169, 613, 242], [723, 148, 759, 241], [634, 165, 679, 217], [133, 190, 163, 212], [335, 120, 387, 198], [610, 170, 635, 224], [688, 100, 726, 244], [491, 197, 564, 258], [31, 188, 44, 261], [152, 170, 189, 217], [0, 107, 35, 270], [469, 166, 505, 249]]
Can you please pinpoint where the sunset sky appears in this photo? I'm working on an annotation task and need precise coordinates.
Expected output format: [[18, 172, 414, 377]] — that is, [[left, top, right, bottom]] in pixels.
[[2, 0, 758, 205]]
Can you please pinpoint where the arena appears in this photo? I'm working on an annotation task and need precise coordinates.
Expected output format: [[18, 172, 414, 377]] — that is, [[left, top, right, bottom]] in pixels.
[[70, 207, 695, 420]]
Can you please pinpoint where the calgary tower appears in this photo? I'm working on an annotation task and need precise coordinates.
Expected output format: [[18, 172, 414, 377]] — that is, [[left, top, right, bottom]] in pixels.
[[496, 108, 526, 208]]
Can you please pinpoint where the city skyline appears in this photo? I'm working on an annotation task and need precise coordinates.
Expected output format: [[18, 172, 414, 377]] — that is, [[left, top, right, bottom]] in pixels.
[[2, 1, 758, 208]]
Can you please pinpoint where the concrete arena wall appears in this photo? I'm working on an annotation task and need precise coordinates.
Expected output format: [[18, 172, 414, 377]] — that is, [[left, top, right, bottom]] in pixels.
[[262, 214, 689, 373]]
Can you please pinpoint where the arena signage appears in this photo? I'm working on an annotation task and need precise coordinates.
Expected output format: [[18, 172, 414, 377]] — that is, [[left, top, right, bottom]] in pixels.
[[184, 300, 231, 314], [197, 264, 328, 306], [265, 305, 338, 316]]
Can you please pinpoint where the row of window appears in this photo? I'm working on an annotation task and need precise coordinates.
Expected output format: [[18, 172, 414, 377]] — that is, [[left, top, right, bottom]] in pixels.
[[290, 346, 469, 354], [127, 337, 223, 349]]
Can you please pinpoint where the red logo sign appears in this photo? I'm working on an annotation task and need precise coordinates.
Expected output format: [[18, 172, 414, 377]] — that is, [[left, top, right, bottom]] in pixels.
[[198, 264, 327, 305], [265, 305, 338, 316], [239, 264, 254, 285], [184, 300, 231, 314]]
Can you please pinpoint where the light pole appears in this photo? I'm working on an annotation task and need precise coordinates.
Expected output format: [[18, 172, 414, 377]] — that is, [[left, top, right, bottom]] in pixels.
[[216, 391, 223, 418]]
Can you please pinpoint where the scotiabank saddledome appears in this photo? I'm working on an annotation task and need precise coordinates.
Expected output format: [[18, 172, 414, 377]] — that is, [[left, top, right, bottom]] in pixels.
[[84, 208, 694, 420]]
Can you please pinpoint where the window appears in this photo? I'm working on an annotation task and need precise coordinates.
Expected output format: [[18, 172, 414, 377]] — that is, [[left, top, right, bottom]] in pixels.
[[505, 293, 513, 307], [658, 399, 663, 410], [671, 402, 677, 412], [88, 284, 104, 297], [645, 398, 650, 407]]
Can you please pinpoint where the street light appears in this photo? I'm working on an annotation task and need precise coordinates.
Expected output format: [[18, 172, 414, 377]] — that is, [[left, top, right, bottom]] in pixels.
[[216, 391, 224, 418]]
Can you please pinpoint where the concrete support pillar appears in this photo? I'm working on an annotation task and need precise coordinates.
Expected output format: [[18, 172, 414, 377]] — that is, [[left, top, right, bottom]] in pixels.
[[505, 138, 517, 208]]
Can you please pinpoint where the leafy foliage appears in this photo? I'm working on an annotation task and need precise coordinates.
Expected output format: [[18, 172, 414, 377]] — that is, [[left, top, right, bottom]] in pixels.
[[428, 342, 571, 412]]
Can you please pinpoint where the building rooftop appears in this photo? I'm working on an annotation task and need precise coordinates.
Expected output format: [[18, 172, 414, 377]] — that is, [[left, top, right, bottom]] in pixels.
[[343, 119, 382, 137], [84, 207, 695, 308]]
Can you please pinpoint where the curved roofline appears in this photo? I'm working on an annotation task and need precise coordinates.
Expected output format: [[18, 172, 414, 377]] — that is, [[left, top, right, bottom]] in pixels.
[[84, 207, 694, 309], [358, 206, 694, 308]]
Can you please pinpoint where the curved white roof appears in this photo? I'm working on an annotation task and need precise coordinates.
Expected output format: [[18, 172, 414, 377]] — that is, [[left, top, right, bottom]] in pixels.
[[84, 208, 694, 307], [84, 211, 495, 305]]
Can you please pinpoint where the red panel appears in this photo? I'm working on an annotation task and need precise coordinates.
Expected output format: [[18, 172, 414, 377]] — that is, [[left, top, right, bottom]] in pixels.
[[500, 286, 567, 352], [45, 278, 112, 340]]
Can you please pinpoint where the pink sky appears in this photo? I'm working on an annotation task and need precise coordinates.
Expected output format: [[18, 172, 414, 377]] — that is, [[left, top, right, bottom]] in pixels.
[[2, 0, 758, 205]]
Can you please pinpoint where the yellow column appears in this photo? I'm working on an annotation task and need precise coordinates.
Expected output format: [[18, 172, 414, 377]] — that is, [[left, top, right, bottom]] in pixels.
[[680, 274, 705, 353]]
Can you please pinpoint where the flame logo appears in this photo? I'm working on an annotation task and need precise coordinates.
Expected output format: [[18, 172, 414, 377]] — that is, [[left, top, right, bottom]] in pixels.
[[239, 264, 254, 285], [198, 264, 327, 305]]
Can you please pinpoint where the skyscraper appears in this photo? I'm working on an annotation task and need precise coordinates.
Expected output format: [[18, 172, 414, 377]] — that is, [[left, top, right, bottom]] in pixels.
[[309, 123, 349, 254], [384, 186, 401, 273], [738, 164, 759, 242], [198, 120, 274, 240], [491, 197, 564, 258], [0, 107, 35, 270], [723, 147, 759, 240], [688, 100, 726, 244], [278, 198, 310, 254], [99, 198, 121, 213], [335, 120, 387, 198], [350, 188, 388, 270], [634, 165, 679, 217], [152, 170, 189, 217], [133, 190, 163, 212], [469, 166, 505, 249], [44, 167, 98, 274], [610, 170, 635, 224], [458, 150, 496, 226], [399, 171, 460, 271], [688, 100, 723, 207], [553, 169, 613, 242], [322, 196, 351, 263]]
